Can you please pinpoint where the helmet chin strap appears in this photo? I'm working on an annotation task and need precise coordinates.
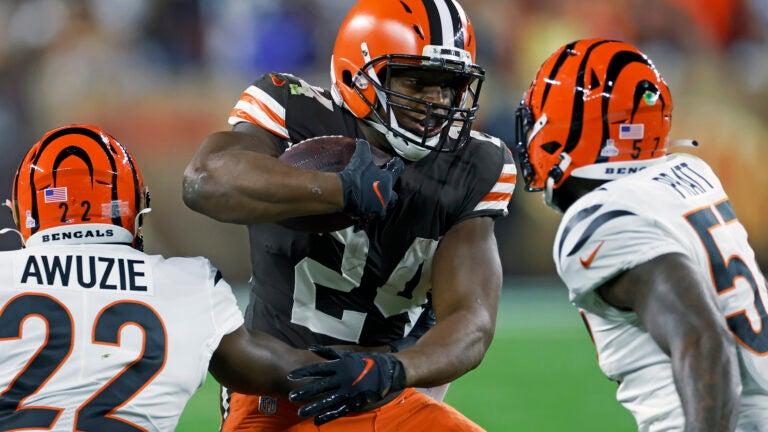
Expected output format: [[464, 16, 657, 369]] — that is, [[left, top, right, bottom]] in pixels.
[[134, 207, 152, 237], [363, 119, 431, 161], [1, 199, 24, 246], [544, 152, 572, 212]]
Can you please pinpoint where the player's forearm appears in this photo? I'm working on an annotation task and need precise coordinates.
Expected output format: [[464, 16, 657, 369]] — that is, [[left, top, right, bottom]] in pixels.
[[672, 334, 740, 432], [210, 328, 321, 395], [394, 308, 494, 388], [394, 217, 501, 387], [183, 135, 343, 224]]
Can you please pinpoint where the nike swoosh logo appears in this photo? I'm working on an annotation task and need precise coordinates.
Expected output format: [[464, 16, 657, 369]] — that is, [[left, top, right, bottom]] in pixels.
[[579, 241, 605, 269], [372, 181, 385, 208], [352, 358, 375, 386]]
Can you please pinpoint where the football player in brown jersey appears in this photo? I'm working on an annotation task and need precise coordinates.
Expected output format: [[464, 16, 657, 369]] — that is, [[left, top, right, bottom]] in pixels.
[[184, 1, 516, 430]]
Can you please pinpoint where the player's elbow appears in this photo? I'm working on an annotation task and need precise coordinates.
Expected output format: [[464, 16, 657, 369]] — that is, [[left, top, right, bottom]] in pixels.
[[182, 153, 231, 219], [182, 164, 212, 213]]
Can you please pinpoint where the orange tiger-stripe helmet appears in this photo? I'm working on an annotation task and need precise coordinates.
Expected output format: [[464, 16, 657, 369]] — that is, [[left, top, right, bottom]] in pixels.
[[514, 39, 673, 201], [12, 125, 148, 248]]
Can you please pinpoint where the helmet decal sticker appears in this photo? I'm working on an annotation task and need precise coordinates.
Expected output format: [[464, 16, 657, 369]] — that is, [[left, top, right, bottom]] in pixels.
[[619, 124, 644, 140], [43, 187, 68, 203], [25, 211, 35, 228], [600, 139, 620, 157]]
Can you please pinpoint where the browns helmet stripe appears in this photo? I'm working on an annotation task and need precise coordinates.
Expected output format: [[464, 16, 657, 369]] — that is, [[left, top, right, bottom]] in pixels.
[[423, 0, 464, 49]]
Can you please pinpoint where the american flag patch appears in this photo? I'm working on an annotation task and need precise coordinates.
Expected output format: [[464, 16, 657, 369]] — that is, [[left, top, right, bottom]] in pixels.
[[44, 187, 68, 203], [619, 124, 644, 140]]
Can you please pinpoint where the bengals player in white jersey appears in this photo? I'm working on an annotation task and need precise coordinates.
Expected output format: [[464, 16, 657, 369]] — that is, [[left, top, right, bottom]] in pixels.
[[0, 125, 321, 431], [514, 38, 768, 431], [183, 0, 515, 429]]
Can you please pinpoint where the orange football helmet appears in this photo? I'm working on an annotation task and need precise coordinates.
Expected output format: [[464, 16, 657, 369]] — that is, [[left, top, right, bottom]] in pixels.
[[331, 0, 485, 161], [11, 125, 149, 249], [514, 39, 673, 207]]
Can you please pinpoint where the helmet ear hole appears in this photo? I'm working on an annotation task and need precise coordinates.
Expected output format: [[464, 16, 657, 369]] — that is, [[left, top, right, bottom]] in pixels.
[[342, 70, 353, 87], [541, 141, 562, 155]]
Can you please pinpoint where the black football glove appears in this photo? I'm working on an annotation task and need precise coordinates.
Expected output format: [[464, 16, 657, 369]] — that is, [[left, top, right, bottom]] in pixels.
[[338, 139, 403, 221], [288, 346, 407, 425]]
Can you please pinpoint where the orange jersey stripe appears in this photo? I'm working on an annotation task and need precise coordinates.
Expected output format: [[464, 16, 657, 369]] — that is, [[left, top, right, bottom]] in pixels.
[[481, 191, 512, 202], [228, 108, 290, 139], [499, 172, 517, 184], [239, 93, 287, 130]]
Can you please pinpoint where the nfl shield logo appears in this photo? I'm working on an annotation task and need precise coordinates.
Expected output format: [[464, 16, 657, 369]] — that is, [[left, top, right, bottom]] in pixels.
[[258, 396, 277, 415]]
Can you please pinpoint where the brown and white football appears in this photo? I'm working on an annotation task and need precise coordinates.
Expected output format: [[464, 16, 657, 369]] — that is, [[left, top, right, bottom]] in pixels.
[[276, 135, 392, 232]]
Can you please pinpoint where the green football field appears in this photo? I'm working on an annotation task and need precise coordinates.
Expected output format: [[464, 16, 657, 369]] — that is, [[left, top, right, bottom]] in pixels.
[[176, 282, 637, 431]]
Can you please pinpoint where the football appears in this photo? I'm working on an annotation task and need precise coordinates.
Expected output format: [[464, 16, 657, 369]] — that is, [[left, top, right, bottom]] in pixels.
[[276, 136, 392, 232]]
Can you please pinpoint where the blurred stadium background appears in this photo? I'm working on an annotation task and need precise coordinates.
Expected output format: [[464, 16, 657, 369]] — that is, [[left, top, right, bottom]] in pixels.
[[0, 1, 766, 430]]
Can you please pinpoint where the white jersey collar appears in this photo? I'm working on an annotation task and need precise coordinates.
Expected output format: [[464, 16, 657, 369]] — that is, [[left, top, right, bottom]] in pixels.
[[25, 224, 134, 248]]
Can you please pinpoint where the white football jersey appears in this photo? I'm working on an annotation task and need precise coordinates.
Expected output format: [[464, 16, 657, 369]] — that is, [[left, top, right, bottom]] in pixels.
[[0, 243, 243, 431], [554, 153, 768, 431]]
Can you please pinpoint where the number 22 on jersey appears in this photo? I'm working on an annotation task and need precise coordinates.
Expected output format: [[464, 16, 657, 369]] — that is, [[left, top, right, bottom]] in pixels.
[[0, 293, 166, 431]]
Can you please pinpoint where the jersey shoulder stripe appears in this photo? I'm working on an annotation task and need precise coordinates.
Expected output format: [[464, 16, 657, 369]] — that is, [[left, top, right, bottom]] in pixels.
[[473, 161, 516, 214], [228, 84, 289, 138], [561, 209, 637, 259], [557, 204, 604, 257], [466, 132, 516, 215]]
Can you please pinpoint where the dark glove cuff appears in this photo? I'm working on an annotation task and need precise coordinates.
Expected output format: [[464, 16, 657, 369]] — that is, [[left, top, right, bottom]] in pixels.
[[337, 172, 357, 214], [388, 355, 407, 393]]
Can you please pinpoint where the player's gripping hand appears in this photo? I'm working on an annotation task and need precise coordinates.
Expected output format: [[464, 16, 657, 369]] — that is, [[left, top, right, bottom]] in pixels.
[[288, 346, 407, 425], [338, 139, 404, 220]]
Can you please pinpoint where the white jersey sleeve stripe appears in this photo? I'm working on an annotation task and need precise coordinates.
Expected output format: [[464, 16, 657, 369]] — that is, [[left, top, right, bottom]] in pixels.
[[243, 85, 286, 119], [472, 163, 516, 214], [227, 86, 289, 139], [473, 201, 510, 212]]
